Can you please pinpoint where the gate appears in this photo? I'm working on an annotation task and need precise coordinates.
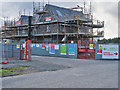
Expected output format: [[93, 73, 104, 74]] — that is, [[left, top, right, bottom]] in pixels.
[[77, 42, 96, 59], [2, 43, 24, 60], [2, 41, 32, 61]]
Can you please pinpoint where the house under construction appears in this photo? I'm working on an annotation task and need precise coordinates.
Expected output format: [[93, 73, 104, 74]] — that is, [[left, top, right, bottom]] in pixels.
[[1, 2, 104, 44]]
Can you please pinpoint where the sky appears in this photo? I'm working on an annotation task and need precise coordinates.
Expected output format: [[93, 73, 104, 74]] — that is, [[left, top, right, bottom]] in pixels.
[[0, 0, 119, 39]]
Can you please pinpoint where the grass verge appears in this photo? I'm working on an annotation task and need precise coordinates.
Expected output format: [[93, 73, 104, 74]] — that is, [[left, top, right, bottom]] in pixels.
[[0, 66, 29, 77]]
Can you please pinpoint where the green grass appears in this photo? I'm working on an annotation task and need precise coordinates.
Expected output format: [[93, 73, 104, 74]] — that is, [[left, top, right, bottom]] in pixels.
[[0, 66, 29, 77], [0, 70, 2, 73], [0, 69, 16, 76], [5, 66, 29, 70]]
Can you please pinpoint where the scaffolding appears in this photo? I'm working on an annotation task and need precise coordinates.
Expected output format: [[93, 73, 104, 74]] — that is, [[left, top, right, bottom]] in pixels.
[[1, 2, 104, 44]]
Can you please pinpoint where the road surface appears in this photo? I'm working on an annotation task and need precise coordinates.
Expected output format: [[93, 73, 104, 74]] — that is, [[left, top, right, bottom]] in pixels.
[[2, 56, 118, 88]]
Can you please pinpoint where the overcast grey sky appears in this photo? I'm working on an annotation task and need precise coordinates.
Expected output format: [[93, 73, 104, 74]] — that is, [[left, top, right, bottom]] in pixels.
[[0, 0, 119, 39]]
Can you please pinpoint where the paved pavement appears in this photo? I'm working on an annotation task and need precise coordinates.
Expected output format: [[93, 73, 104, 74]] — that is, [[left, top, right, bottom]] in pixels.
[[2, 56, 118, 88]]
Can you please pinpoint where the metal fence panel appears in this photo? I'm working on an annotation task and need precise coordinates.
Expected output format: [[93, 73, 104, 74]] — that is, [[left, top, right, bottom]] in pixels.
[[2, 43, 24, 60]]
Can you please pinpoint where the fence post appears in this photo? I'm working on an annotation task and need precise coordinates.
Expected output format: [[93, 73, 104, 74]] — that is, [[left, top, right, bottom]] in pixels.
[[2, 44, 5, 60], [28, 42, 32, 61], [25, 40, 32, 61]]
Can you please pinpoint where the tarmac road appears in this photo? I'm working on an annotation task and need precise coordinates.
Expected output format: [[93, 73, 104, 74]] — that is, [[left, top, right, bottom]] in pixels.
[[2, 56, 118, 88]]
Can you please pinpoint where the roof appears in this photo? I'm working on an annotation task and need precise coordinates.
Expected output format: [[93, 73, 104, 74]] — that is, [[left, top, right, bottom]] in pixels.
[[19, 15, 34, 25], [19, 15, 29, 24], [19, 4, 90, 25], [45, 4, 87, 22]]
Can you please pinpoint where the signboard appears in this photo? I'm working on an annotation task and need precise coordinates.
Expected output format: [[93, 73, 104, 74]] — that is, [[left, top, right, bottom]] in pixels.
[[55, 45, 59, 50], [20, 45, 23, 50], [97, 49, 102, 54], [32, 44, 35, 48], [61, 44, 67, 55], [23, 44, 25, 48], [88, 49, 95, 52], [78, 49, 86, 52], [16, 21, 21, 25], [68, 44, 75, 55], [49, 44, 55, 54], [89, 44, 93, 49], [99, 44, 102, 49], [36, 44, 40, 47], [40, 44, 42, 49], [46, 17, 51, 21], [102, 45, 119, 59], [16, 45, 20, 48], [46, 46, 49, 51], [42, 44, 45, 49]]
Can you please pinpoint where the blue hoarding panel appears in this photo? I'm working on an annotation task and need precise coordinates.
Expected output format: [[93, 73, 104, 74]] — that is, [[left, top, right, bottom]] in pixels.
[[68, 44, 75, 55]]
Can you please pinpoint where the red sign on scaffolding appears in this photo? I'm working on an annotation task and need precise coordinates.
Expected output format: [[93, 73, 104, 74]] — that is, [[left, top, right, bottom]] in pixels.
[[46, 17, 51, 21], [2, 26, 4, 29], [16, 21, 21, 25]]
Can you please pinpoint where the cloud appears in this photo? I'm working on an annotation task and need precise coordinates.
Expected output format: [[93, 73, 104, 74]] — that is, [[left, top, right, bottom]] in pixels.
[[91, 2, 118, 39], [2, 2, 32, 18]]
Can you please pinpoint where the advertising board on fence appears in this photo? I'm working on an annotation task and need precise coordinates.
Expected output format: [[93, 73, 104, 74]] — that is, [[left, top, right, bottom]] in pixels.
[[97, 44, 102, 54], [55, 45, 59, 50], [32, 44, 35, 48], [42, 44, 45, 49], [46, 46, 49, 51], [61, 44, 67, 55], [36, 44, 40, 48], [68, 44, 75, 55], [97, 49, 102, 54], [89, 44, 93, 49], [99, 44, 102, 49], [16, 45, 20, 48], [40, 44, 42, 49], [49, 44, 55, 54], [23, 44, 25, 48], [102, 45, 119, 59], [45, 45, 49, 51]]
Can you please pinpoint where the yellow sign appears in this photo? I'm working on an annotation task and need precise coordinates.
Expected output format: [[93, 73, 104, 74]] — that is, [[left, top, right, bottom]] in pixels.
[[6, 40, 9, 43], [46, 46, 49, 51], [17, 45, 20, 48], [99, 44, 102, 49], [89, 44, 93, 49]]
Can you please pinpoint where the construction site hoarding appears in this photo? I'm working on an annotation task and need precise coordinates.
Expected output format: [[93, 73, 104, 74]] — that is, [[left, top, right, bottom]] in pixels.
[[102, 45, 119, 59], [31, 43, 77, 59]]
